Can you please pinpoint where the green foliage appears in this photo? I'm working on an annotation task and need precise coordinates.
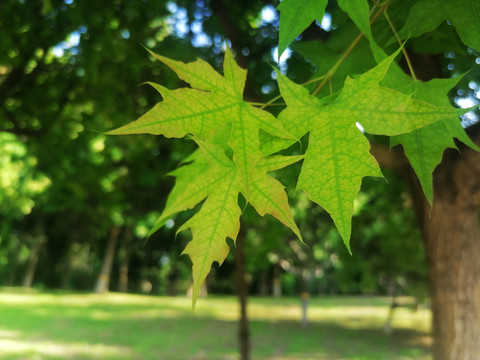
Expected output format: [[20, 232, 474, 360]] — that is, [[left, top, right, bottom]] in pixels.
[[399, 0, 480, 52], [0, 134, 50, 218], [2, 0, 477, 301], [110, 48, 303, 303], [337, 0, 384, 60], [277, 51, 464, 249], [390, 77, 480, 203], [111, 0, 479, 307], [277, 0, 328, 56]]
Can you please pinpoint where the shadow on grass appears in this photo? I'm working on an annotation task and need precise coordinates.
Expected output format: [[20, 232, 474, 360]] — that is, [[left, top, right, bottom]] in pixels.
[[0, 293, 431, 360]]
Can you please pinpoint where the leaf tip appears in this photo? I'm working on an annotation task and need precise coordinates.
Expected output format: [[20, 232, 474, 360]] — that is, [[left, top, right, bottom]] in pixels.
[[338, 226, 352, 255], [344, 240, 353, 255]]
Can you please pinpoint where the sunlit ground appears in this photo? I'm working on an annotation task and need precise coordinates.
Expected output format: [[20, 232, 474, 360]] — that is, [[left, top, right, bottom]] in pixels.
[[0, 288, 431, 360]]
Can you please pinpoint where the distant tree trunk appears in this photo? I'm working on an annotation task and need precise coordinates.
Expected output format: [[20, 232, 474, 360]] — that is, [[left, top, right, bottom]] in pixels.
[[272, 263, 282, 298], [22, 236, 45, 288], [411, 141, 480, 360], [117, 229, 132, 293], [167, 264, 179, 296], [60, 240, 77, 289], [59, 217, 80, 289], [7, 242, 21, 286], [235, 229, 250, 360], [383, 278, 397, 335], [94, 226, 121, 294], [300, 269, 311, 328], [257, 269, 268, 296], [60, 257, 73, 289], [301, 292, 310, 328]]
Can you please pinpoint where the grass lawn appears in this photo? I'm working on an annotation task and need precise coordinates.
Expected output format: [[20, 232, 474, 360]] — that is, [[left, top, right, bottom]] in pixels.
[[0, 288, 431, 360]]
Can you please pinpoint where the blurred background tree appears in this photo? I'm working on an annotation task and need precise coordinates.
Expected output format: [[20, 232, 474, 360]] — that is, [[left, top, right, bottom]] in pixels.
[[0, 0, 476, 300], [1, 1, 479, 358]]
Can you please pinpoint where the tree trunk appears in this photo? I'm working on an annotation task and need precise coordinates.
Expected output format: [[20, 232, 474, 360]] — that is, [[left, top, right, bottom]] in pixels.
[[60, 258, 73, 289], [369, 51, 480, 358], [257, 269, 268, 296], [413, 143, 480, 360], [383, 278, 398, 335], [301, 292, 310, 328], [117, 229, 132, 293], [94, 226, 121, 294], [21, 235, 46, 288], [60, 225, 80, 289], [235, 229, 250, 360], [7, 242, 21, 286], [372, 125, 480, 359], [272, 263, 282, 298]]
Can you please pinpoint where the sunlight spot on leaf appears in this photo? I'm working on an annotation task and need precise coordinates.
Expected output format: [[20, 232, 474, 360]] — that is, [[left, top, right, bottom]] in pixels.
[[355, 122, 365, 134]]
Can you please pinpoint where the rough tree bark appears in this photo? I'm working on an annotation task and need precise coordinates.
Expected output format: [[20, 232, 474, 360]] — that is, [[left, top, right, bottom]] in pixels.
[[370, 48, 480, 358], [412, 137, 480, 360], [372, 124, 480, 360]]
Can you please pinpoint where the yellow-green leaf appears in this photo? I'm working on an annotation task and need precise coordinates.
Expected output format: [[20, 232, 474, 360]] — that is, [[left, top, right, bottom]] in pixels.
[[179, 166, 241, 307], [337, 51, 467, 135], [276, 49, 469, 251], [390, 76, 480, 203], [150, 140, 302, 307], [108, 48, 293, 192]]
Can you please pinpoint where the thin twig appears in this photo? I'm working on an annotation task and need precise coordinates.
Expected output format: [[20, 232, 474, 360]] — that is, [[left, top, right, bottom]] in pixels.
[[384, 10, 417, 80], [312, 6, 387, 96], [250, 102, 286, 107]]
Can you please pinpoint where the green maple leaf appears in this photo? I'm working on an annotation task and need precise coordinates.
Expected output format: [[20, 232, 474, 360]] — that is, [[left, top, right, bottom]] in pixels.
[[108, 48, 303, 307], [337, 0, 385, 61], [276, 50, 467, 251], [291, 40, 375, 98], [277, 0, 328, 57], [107, 47, 293, 191], [399, 0, 480, 51], [388, 76, 480, 204], [151, 140, 302, 307]]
